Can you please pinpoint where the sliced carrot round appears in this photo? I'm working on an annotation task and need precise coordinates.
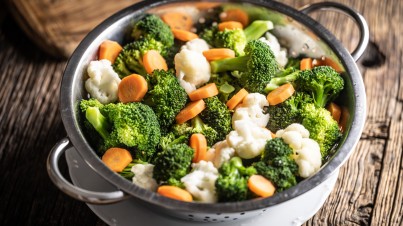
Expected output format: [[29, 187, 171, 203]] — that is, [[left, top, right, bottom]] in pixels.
[[101, 148, 133, 173], [327, 102, 342, 123], [226, 88, 248, 110], [202, 48, 236, 61], [161, 12, 193, 31], [98, 40, 123, 64], [190, 133, 207, 163], [171, 29, 199, 42], [267, 83, 295, 106], [300, 58, 313, 70], [248, 175, 276, 198], [188, 83, 219, 101], [175, 99, 206, 124], [118, 74, 148, 103], [218, 21, 243, 31], [157, 185, 193, 202], [143, 50, 168, 75], [219, 9, 249, 27]]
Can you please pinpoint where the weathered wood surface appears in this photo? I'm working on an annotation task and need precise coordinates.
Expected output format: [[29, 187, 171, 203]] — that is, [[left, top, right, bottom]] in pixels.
[[0, 0, 401, 225]]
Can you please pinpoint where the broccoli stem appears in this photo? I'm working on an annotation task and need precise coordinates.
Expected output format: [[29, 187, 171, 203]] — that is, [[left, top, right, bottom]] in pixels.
[[264, 71, 300, 92], [85, 107, 110, 140], [210, 55, 249, 73], [244, 20, 273, 41]]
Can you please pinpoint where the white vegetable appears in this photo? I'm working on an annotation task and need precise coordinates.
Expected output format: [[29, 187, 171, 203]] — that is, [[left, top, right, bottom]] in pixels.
[[181, 38, 210, 53], [174, 49, 211, 93], [259, 32, 288, 67], [227, 120, 272, 159], [207, 140, 235, 168], [276, 123, 321, 178], [85, 59, 121, 104], [232, 93, 270, 128], [131, 163, 158, 191], [181, 161, 219, 203]]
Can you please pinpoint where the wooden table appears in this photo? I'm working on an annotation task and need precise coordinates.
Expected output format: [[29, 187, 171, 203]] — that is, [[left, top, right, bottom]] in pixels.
[[0, 0, 401, 225]]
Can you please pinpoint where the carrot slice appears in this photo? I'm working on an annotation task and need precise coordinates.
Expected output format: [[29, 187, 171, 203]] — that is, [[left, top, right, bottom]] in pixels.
[[218, 21, 244, 31], [101, 148, 133, 173], [188, 83, 219, 101], [338, 106, 349, 133], [161, 12, 193, 31], [98, 40, 123, 64], [312, 57, 343, 73], [267, 83, 295, 106], [118, 74, 148, 103], [175, 99, 206, 124], [248, 175, 276, 198], [327, 102, 342, 123], [202, 48, 236, 61], [220, 9, 249, 27], [171, 29, 199, 42], [300, 58, 313, 70], [157, 185, 193, 202], [226, 88, 248, 110], [190, 133, 208, 163], [143, 50, 168, 74]]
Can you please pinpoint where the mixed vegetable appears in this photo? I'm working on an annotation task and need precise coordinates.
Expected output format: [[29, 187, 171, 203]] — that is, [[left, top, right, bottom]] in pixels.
[[79, 4, 347, 203]]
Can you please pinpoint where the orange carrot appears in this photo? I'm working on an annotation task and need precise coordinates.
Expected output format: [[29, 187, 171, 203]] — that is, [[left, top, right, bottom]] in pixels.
[[218, 21, 243, 31], [226, 88, 248, 110], [157, 185, 193, 202], [267, 83, 295, 106], [300, 58, 313, 70], [188, 83, 219, 101], [338, 106, 349, 133], [101, 148, 133, 173], [312, 57, 343, 73], [220, 9, 249, 27], [171, 29, 199, 42], [98, 40, 123, 64], [202, 48, 236, 61], [270, 131, 276, 139], [118, 74, 148, 103], [327, 102, 342, 123], [143, 50, 168, 74], [248, 175, 276, 198], [161, 12, 193, 31], [190, 133, 207, 163], [175, 99, 206, 124]]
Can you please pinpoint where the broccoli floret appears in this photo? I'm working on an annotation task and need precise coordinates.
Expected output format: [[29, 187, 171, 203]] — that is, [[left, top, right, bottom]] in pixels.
[[80, 99, 161, 161], [209, 72, 241, 103], [300, 103, 342, 160], [267, 92, 313, 132], [143, 70, 188, 133], [210, 40, 279, 93], [191, 116, 219, 146], [253, 138, 299, 191], [131, 14, 174, 48], [152, 134, 194, 186], [215, 157, 257, 202], [199, 96, 232, 141], [295, 66, 344, 108]]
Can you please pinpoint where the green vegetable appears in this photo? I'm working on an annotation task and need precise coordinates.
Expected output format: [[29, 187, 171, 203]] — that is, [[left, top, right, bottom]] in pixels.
[[253, 138, 299, 191], [208, 72, 241, 102], [215, 157, 257, 201], [264, 67, 300, 92], [131, 14, 174, 47]]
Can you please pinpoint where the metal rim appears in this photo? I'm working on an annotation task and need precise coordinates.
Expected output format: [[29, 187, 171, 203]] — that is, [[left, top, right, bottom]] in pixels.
[[60, 0, 366, 213]]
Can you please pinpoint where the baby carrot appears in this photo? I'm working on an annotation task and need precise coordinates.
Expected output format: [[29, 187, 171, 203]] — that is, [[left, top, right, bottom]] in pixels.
[[161, 12, 193, 31], [300, 58, 313, 70], [175, 99, 206, 124], [219, 8, 249, 27], [248, 175, 276, 198], [267, 83, 295, 106], [118, 74, 148, 103], [218, 21, 243, 31], [190, 133, 207, 163], [143, 50, 168, 74], [157, 185, 193, 202], [226, 88, 248, 110], [188, 83, 219, 101], [101, 147, 133, 173], [171, 29, 199, 42], [327, 102, 342, 123], [98, 40, 122, 64], [202, 48, 236, 61]]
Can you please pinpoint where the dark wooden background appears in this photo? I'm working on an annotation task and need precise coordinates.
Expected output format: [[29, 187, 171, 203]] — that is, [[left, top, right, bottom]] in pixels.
[[0, 0, 401, 225]]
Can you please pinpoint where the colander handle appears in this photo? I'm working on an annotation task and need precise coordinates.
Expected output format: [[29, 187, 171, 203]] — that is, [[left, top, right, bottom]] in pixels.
[[47, 138, 129, 204], [300, 1, 369, 61]]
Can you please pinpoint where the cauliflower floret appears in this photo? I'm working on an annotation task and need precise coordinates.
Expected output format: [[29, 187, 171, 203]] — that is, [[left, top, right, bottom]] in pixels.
[[85, 59, 121, 104], [259, 32, 288, 67], [181, 38, 210, 53], [227, 120, 272, 159], [232, 93, 270, 128], [174, 49, 211, 94], [131, 163, 158, 191], [181, 161, 219, 203], [207, 140, 235, 168], [276, 123, 321, 178]]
